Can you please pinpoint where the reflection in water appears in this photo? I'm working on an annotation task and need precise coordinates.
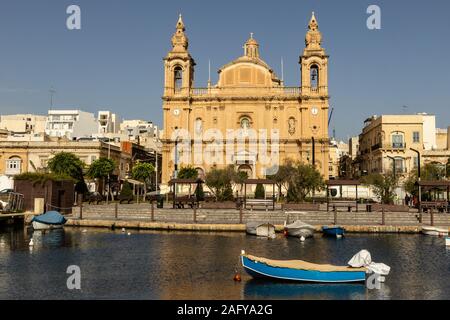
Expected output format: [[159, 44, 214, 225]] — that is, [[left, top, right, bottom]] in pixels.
[[0, 227, 448, 300], [243, 279, 367, 300]]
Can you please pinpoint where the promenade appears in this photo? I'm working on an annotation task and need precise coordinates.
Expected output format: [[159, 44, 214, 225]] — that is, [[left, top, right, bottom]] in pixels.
[[66, 203, 450, 233]]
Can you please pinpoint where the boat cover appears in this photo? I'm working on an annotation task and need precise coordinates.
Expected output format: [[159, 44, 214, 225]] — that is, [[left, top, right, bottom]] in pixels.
[[31, 211, 67, 225], [244, 255, 367, 273], [347, 250, 390, 276], [285, 220, 315, 230]]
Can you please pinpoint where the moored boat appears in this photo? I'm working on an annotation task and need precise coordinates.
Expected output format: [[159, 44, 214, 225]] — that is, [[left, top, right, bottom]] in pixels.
[[446, 237, 450, 247], [240, 251, 367, 283], [322, 226, 345, 237], [421, 226, 449, 237], [31, 211, 67, 230], [284, 220, 315, 238], [246, 222, 276, 238]]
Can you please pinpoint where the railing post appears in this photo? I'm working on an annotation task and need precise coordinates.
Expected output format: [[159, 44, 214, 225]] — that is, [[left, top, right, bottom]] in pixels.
[[381, 207, 385, 226], [334, 206, 337, 225], [151, 201, 155, 222], [114, 203, 118, 220], [78, 194, 83, 220], [239, 206, 243, 224], [430, 209, 434, 227]]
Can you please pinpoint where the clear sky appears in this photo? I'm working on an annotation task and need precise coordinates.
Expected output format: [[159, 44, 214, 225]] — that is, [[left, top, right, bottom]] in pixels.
[[1, 0, 449, 140]]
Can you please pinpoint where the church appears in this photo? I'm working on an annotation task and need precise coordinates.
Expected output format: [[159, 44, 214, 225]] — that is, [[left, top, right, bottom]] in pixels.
[[161, 13, 330, 185]]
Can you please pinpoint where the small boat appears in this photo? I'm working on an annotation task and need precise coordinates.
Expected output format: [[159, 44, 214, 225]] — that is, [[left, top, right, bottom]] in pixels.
[[246, 222, 276, 238], [284, 220, 315, 238], [322, 226, 345, 237], [31, 211, 67, 230], [421, 226, 449, 237], [446, 237, 450, 247], [240, 251, 367, 283]]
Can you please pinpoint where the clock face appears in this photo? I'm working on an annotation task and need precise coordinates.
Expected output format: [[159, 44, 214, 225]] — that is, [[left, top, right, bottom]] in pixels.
[[311, 107, 319, 115], [173, 109, 180, 116]]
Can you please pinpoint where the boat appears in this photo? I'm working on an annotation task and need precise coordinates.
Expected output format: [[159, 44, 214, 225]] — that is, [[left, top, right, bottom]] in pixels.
[[446, 237, 450, 247], [284, 220, 315, 238], [246, 222, 276, 238], [322, 225, 345, 237], [31, 211, 67, 230], [240, 251, 367, 283], [421, 226, 449, 237]]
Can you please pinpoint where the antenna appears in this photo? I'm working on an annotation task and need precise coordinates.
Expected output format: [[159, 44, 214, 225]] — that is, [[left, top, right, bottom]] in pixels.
[[402, 105, 408, 114], [328, 106, 334, 126], [49, 86, 56, 109], [208, 59, 211, 87], [281, 57, 284, 82]]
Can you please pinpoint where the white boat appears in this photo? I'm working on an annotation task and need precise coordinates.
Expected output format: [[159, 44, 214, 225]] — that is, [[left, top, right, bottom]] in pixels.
[[284, 220, 315, 238], [246, 222, 276, 238], [421, 226, 449, 237], [31, 211, 67, 230], [445, 237, 450, 247]]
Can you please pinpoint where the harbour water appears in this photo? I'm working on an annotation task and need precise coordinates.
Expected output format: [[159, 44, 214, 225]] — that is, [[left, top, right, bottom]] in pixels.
[[0, 226, 449, 300]]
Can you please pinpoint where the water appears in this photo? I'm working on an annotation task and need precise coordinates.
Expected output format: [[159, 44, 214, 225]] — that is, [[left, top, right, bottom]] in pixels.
[[0, 226, 449, 300]]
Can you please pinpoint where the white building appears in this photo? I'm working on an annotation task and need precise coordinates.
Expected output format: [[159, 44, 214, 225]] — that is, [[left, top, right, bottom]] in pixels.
[[120, 120, 160, 139], [0, 114, 47, 134], [98, 111, 119, 134], [45, 110, 97, 140]]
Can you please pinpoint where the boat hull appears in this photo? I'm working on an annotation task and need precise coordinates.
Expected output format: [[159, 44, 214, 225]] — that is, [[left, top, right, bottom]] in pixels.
[[421, 227, 448, 237], [32, 221, 64, 230], [322, 226, 345, 237], [246, 223, 276, 238], [285, 221, 315, 238], [241, 256, 366, 283]]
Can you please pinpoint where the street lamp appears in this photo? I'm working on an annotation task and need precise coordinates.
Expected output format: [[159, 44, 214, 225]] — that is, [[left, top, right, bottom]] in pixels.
[[410, 148, 422, 214]]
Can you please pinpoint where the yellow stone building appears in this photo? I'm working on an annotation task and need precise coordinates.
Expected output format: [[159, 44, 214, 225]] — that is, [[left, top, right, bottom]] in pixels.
[[161, 13, 330, 185]]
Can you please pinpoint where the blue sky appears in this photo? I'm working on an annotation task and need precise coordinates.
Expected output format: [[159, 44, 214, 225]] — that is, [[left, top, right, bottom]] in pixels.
[[1, 0, 449, 140]]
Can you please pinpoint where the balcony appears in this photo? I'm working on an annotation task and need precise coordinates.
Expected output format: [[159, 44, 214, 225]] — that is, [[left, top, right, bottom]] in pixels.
[[385, 142, 407, 150]]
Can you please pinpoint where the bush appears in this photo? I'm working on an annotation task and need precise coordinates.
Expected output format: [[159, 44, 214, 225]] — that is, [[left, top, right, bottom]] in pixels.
[[119, 181, 133, 198], [254, 184, 265, 199]]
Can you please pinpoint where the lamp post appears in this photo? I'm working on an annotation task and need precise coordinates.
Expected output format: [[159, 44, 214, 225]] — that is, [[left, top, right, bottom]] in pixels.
[[410, 148, 422, 215]]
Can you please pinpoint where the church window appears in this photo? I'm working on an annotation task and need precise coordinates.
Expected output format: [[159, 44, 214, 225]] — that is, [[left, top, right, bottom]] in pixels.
[[240, 117, 251, 130], [174, 66, 183, 91], [310, 65, 319, 89]]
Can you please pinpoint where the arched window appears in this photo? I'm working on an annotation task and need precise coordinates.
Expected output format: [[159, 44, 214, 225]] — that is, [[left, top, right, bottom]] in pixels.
[[174, 66, 183, 91], [195, 118, 203, 135], [310, 65, 319, 89], [6, 156, 22, 175]]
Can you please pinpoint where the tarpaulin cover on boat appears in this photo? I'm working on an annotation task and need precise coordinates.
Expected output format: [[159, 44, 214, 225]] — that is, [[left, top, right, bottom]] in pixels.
[[31, 211, 67, 225], [348, 250, 391, 275], [244, 255, 367, 272]]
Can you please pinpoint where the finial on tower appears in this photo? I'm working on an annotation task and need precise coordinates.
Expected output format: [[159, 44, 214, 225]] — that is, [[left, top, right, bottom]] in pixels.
[[176, 14, 185, 30], [309, 11, 319, 31], [244, 33, 259, 58]]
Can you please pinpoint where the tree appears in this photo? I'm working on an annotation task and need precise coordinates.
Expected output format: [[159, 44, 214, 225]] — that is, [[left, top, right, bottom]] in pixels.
[[254, 184, 265, 199], [47, 152, 88, 196], [267, 160, 296, 199], [447, 157, 450, 178], [119, 180, 133, 200], [177, 166, 199, 179], [232, 170, 248, 197], [287, 163, 325, 202], [363, 172, 399, 204], [205, 166, 235, 201], [86, 158, 115, 194], [47, 152, 85, 182], [131, 162, 155, 201]]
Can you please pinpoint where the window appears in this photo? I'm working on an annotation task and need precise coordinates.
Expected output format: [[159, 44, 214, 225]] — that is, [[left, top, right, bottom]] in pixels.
[[391, 134, 404, 148], [394, 157, 404, 173], [174, 66, 183, 91], [413, 131, 420, 143], [413, 156, 419, 169], [310, 65, 319, 89], [6, 157, 22, 175], [240, 117, 251, 130]]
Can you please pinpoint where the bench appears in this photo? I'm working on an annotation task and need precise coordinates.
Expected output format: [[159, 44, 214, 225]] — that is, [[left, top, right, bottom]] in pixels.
[[245, 199, 275, 211], [282, 203, 320, 211], [421, 201, 449, 213], [328, 201, 358, 212], [174, 196, 198, 209]]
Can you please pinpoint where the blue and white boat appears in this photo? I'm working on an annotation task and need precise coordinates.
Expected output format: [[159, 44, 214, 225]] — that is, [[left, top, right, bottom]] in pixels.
[[241, 251, 367, 283], [322, 226, 345, 237], [31, 211, 67, 230]]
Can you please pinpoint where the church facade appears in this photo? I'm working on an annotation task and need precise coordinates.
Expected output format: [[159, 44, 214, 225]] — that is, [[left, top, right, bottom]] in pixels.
[[161, 13, 330, 185]]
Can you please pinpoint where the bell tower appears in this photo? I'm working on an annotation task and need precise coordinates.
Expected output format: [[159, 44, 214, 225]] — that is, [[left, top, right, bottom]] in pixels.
[[300, 12, 328, 96], [163, 14, 195, 97]]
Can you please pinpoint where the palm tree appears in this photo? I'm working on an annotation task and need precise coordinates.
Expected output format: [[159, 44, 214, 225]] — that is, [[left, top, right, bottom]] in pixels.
[[131, 162, 155, 202]]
